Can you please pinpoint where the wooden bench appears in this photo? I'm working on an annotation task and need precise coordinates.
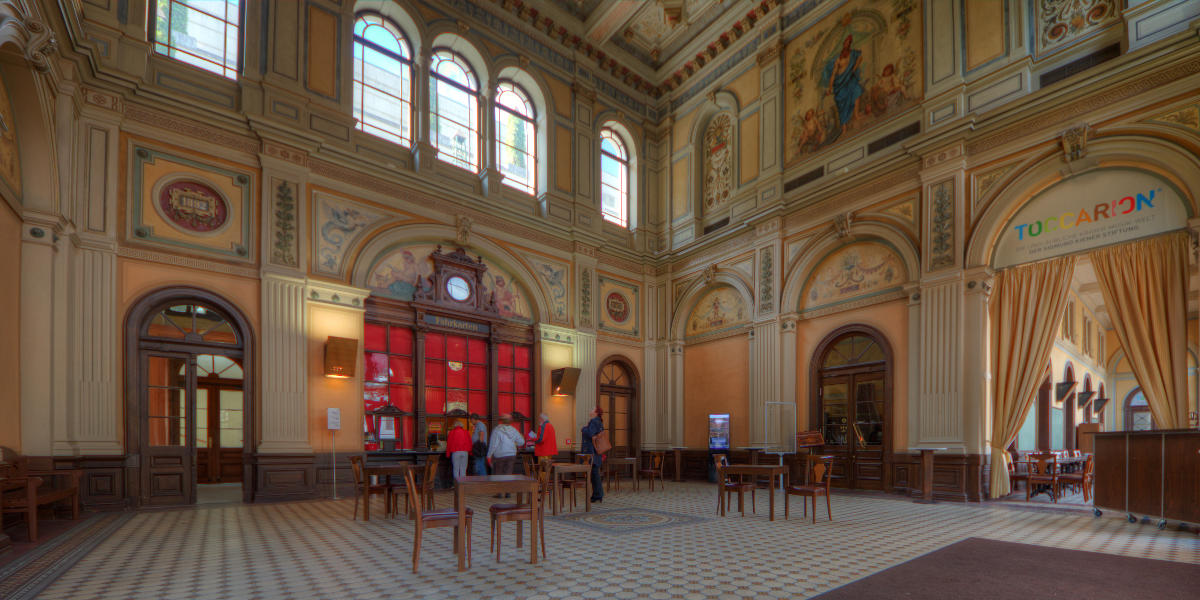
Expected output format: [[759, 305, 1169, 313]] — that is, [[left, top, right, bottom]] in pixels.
[[0, 459, 82, 542]]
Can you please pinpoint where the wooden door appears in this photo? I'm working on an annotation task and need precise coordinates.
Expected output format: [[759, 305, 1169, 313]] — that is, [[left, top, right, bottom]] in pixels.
[[197, 383, 245, 483], [850, 373, 885, 490], [142, 352, 195, 506], [818, 375, 852, 487], [600, 391, 633, 458]]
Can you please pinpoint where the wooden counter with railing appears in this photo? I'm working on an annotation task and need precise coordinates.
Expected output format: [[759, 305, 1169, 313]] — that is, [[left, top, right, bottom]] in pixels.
[[1093, 429, 1200, 526]]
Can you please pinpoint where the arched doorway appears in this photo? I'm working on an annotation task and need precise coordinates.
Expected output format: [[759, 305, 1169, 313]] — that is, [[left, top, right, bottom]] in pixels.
[[809, 326, 892, 490], [1123, 388, 1155, 431], [125, 288, 253, 506], [597, 357, 638, 458]]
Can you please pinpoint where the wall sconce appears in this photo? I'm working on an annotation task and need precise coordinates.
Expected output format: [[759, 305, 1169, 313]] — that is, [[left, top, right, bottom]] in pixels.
[[550, 367, 580, 396], [324, 336, 358, 378]]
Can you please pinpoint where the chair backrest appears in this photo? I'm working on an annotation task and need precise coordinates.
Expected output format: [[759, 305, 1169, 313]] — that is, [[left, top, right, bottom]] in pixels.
[[1030, 452, 1057, 475], [576, 454, 593, 467], [811, 458, 833, 487], [422, 456, 439, 488], [521, 453, 534, 475], [402, 466, 425, 524], [1071, 449, 1081, 458], [349, 455, 365, 486], [1082, 454, 1094, 476]]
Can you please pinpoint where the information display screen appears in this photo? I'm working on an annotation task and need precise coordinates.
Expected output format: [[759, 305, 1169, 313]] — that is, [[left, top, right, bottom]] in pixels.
[[708, 413, 730, 450]]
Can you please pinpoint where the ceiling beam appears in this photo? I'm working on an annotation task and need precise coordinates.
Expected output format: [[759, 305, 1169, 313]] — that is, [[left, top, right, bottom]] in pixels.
[[584, 1, 642, 45]]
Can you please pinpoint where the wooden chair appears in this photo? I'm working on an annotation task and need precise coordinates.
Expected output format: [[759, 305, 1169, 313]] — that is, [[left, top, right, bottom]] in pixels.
[[1026, 452, 1060, 503], [520, 453, 535, 477], [714, 454, 755, 516], [1058, 454, 1094, 502], [785, 456, 833, 523], [559, 454, 592, 512], [402, 466, 472, 573], [1007, 452, 1030, 494], [638, 451, 666, 492], [348, 456, 394, 520], [410, 456, 440, 512], [489, 460, 549, 562], [0, 458, 81, 542]]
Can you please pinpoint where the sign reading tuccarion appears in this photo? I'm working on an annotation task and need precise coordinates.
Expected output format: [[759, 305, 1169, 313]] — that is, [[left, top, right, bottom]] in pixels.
[[992, 168, 1189, 269]]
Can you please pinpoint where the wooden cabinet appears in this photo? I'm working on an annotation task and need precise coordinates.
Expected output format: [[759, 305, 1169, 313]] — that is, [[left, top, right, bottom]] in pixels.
[[1093, 429, 1200, 524]]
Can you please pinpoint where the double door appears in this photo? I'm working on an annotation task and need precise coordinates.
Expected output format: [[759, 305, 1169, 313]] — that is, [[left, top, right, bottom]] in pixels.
[[818, 372, 886, 490], [598, 390, 633, 458]]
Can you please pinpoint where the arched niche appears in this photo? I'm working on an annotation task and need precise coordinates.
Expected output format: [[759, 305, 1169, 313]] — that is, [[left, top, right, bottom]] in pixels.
[[796, 240, 909, 316], [669, 272, 754, 342], [689, 91, 740, 219], [780, 222, 919, 316]]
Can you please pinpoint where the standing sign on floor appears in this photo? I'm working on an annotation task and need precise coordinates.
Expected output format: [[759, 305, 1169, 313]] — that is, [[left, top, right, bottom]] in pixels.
[[328, 408, 341, 499]]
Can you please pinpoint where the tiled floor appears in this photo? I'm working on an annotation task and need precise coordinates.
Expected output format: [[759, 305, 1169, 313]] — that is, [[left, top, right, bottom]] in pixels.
[[35, 483, 1200, 599]]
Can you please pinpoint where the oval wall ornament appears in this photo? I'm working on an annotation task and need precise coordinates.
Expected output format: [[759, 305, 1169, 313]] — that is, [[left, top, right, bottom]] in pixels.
[[157, 180, 230, 233], [605, 292, 630, 323]]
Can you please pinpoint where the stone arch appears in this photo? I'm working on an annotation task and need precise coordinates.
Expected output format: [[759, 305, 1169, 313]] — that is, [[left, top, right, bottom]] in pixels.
[[966, 134, 1200, 268], [348, 222, 550, 323], [353, 0, 426, 56], [428, 30, 490, 86], [0, 35, 57, 212], [669, 272, 754, 341], [780, 221, 919, 315]]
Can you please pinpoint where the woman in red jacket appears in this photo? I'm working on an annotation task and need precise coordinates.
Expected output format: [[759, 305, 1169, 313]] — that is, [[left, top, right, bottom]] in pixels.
[[446, 420, 472, 480], [533, 412, 557, 459]]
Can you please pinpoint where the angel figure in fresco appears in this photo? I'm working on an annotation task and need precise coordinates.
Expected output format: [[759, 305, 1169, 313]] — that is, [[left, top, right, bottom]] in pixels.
[[705, 295, 728, 328], [822, 34, 864, 130], [793, 108, 829, 152], [867, 63, 905, 115]]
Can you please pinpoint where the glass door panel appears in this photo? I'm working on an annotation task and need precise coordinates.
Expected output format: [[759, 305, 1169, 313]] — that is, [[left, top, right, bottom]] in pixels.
[[853, 376, 884, 448], [820, 379, 849, 447], [219, 389, 244, 448], [146, 355, 188, 447]]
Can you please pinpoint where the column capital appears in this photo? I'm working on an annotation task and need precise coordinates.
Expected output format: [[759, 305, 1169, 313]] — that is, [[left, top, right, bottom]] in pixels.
[[304, 279, 370, 311]]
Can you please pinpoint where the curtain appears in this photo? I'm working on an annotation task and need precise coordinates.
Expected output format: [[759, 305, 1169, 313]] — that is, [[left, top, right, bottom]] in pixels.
[[1089, 231, 1190, 430], [989, 255, 1077, 498]]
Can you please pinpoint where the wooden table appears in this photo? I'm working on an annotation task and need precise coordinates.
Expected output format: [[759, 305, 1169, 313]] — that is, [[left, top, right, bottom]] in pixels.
[[671, 447, 686, 481], [606, 457, 638, 492], [912, 447, 947, 504], [718, 464, 789, 521], [550, 462, 591, 515], [361, 463, 417, 521], [453, 474, 539, 571]]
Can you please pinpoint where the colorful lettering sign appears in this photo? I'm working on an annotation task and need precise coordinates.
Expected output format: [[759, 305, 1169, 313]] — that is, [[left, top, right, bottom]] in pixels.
[[992, 168, 1188, 268]]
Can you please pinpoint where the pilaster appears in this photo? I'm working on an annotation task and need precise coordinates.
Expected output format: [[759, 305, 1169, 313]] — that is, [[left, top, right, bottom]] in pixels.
[[65, 236, 122, 454], [20, 217, 60, 454], [667, 340, 685, 447], [779, 314, 798, 446], [641, 274, 670, 449], [572, 330, 597, 436], [257, 273, 311, 454], [749, 320, 780, 447], [962, 268, 994, 455]]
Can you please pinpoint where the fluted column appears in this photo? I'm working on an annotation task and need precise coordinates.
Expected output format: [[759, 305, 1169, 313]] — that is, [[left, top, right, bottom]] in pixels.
[[667, 341, 685, 446], [749, 321, 780, 446], [65, 238, 122, 454], [779, 315, 798, 446], [20, 219, 59, 454], [572, 330, 597, 438], [916, 278, 966, 451], [257, 273, 311, 453], [963, 269, 994, 454]]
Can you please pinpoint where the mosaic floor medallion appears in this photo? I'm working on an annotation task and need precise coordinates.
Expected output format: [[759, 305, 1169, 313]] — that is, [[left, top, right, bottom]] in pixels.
[[552, 507, 709, 534]]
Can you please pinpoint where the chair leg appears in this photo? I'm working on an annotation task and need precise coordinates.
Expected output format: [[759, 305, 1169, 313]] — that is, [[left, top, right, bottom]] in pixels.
[[812, 496, 817, 524], [517, 521, 523, 548], [496, 522, 503, 562], [826, 492, 832, 522], [490, 516, 496, 553], [353, 492, 360, 521], [750, 487, 756, 514], [784, 492, 789, 519], [539, 511, 547, 560], [412, 526, 422, 573]]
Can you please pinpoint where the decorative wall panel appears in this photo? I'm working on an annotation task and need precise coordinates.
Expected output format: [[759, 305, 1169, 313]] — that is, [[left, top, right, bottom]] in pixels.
[[1036, 0, 1118, 56], [800, 241, 907, 313], [596, 274, 640, 337], [685, 285, 748, 339], [270, 179, 299, 268], [312, 191, 388, 277], [702, 112, 733, 213], [784, 0, 923, 165], [128, 145, 254, 262], [522, 253, 570, 324], [0, 72, 20, 198]]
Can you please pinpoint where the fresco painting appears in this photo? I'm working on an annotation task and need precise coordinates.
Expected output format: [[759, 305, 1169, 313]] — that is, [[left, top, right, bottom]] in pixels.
[[801, 241, 906, 311], [686, 286, 748, 338], [785, 0, 922, 164], [0, 74, 19, 196]]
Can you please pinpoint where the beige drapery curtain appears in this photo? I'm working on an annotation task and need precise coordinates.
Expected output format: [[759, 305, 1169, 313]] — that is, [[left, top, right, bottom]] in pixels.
[[988, 255, 1077, 499], [1089, 231, 1190, 430]]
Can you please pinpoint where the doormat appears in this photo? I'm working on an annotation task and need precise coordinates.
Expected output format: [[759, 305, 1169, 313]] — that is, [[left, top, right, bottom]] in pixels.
[[0, 512, 134, 600], [551, 507, 709, 534]]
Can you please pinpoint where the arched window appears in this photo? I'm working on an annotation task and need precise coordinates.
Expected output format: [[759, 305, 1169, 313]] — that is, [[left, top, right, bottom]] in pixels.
[[1124, 389, 1155, 431], [353, 14, 413, 146], [430, 50, 480, 171], [599, 128, 629, 227], [494, 81, 537, 195], [151, 0, 241, 79]]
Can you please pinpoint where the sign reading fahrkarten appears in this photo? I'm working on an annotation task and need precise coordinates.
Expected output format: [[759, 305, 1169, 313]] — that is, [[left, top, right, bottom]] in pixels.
[[993, 168, 1189, 269]]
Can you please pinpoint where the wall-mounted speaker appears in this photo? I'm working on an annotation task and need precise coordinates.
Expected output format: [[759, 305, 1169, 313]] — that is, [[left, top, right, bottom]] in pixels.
[[550, 367, 581, 396]]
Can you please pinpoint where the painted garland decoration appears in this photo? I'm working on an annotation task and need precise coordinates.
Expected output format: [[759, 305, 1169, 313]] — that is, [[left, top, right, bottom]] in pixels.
[[158, 180, 228, 233], [605, 292, 630, 323]]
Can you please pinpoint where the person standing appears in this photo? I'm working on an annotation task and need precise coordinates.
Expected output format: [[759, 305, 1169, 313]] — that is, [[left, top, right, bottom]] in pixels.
[[445, 420, 471, 480], [533, 413, 557, 460], [471, 415, 489, 475], [487, 413, 524, 496], [580, 406, 605, 503]]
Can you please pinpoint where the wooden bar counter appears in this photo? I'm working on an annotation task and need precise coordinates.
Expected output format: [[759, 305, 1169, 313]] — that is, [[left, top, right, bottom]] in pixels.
[[1093, 429, 1200, 525]]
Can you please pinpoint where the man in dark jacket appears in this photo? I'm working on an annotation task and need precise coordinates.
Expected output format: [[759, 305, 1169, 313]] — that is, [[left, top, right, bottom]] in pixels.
[[580, 406, 605, 502]]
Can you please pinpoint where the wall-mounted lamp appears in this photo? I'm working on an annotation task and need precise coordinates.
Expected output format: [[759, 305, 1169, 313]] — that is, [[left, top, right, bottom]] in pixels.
[[324, 336, 358, 378], [550, 367, 580, 396]]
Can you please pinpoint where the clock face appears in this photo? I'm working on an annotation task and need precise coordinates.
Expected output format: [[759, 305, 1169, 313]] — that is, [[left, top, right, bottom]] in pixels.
[[445, 275, 471, 301]]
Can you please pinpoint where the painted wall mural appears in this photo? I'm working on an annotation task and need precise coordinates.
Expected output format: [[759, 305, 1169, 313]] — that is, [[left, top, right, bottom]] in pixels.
[[270, 179, 299, 268], [703, 112, 733, 213], [1036, 0, 1117, 55], [0, 73, 20, 198], [314, 192, 388, 277], [367, 243, 533, 322], [686, 285, 748, 338], [801, 241, 906, 312], [130, 145, 254, 262], [597, 274, 639, 337], [784, 0, 922, 164], [523, 253, 569, 324]]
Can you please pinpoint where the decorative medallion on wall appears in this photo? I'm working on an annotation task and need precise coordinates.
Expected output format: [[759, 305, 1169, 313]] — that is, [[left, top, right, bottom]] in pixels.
[[800, 241, 907, 313], [686, 285, 748, 339], [702, 112, 733, 213], [156, 180, 229, 233], [784, 0, 923, 165], [0, 72, 21, 197], [929, 178, 955, 270], [758, 247, 774, 315], [1036, 0, 1117, 55], [523, 253, 570, 324], [270, 179, 299, 268], [129, 144, 254, 262], [314, 191, 389, 277], [596, 274, 639, 337]]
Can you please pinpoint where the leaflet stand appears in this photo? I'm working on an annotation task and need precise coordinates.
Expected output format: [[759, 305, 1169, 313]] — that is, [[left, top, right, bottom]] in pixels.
[[327, 408, 341, 500]]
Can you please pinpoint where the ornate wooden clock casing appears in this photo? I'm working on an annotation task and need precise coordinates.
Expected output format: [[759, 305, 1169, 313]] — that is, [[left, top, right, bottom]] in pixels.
[[413, 245, 497, 315]]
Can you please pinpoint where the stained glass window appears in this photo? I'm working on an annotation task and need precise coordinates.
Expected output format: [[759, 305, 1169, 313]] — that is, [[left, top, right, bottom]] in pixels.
[[353, 14, 413, 146], [599, 127, 629, 227], [495, 81, 537, 195], [152, 0, 240, 80], [431, 50, 480, 171]]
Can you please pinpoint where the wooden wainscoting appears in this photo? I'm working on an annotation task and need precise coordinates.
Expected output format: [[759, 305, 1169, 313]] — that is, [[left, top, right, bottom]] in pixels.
[[250, 453, 316, 502], [889, 452, 990, 502]]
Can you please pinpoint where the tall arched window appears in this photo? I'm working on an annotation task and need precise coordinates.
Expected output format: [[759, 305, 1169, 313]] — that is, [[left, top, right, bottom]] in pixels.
[[495, 81, 537, 195], [599, 128, 629, 227], [151, 0, 241, 79], [430, 50, 480, 171], [353, 14, 413, 146], [1124, 389, 1155, 431]]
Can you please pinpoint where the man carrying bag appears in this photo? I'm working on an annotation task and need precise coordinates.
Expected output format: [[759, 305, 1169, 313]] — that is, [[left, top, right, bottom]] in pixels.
[[581, 406, 609, 503]]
